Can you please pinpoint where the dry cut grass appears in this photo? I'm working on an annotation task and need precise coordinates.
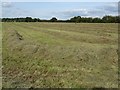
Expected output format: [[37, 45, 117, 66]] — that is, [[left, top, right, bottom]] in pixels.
[[2, 22, 118, 88]]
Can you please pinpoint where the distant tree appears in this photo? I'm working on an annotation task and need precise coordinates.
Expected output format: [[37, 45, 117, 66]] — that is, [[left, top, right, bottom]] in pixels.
[[75, 16, 81, 23], [114, 16, 120, 23], [37, 18, 41, 22], [25, 17, 33, 22], [102, 15, 115, 23], [33, 18, 41, 22], [92, 18, 102, 23], [70, 16, 77, 22], [1, 15, 119, 23], [50, 17, 57, 22]]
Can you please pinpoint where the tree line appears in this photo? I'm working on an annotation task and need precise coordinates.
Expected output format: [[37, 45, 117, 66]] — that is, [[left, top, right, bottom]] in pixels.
[[1, 15, 120, 23]]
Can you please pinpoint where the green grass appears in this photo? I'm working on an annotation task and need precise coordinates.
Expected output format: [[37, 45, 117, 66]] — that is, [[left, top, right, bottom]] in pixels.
[[0, 22, 2, 89], [2, 22, 118, 88]]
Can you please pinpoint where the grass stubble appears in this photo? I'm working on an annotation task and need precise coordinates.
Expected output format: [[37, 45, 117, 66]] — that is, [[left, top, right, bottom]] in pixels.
[[1, 22, 118, 88]]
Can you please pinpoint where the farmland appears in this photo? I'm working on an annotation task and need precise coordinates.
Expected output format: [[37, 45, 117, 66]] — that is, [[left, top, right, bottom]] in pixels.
[[2, 22, 118, 88]]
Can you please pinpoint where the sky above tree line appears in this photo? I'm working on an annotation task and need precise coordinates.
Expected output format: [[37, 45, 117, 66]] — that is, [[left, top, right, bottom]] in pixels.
[[2, 2, 119, 20]]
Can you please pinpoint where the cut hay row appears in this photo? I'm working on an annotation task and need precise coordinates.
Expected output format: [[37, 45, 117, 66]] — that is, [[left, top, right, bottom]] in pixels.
[[2, 22, 118, 88]]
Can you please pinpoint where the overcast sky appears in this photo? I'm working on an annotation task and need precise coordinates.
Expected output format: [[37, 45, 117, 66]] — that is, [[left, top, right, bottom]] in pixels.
[[2, 2, 119, 20]]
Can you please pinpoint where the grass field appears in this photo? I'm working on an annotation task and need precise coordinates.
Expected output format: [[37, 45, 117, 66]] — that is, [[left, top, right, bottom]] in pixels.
[[2, 22, 118, 88], [0, 23, 2, 89]]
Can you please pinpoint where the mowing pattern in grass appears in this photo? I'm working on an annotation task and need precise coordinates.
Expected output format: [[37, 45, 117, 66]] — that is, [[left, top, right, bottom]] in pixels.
[[2, 22, 118, 88], [0, 23, 2, 89]]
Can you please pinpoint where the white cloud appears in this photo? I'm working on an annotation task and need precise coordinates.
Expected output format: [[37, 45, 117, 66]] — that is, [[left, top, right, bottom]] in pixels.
[[53, 8, 104, 18], [1, 0, 120, 2], [2, 2, 13, 8], [2, 2, 118, 19], [2, 7, 32, 18], [52, 3, 118, 19], [103, 3, 118, 13]]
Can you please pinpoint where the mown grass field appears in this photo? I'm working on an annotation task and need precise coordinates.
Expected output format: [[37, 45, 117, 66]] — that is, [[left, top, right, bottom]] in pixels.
[[2, 22, 118, 88], [0, 23, 2, 89]]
